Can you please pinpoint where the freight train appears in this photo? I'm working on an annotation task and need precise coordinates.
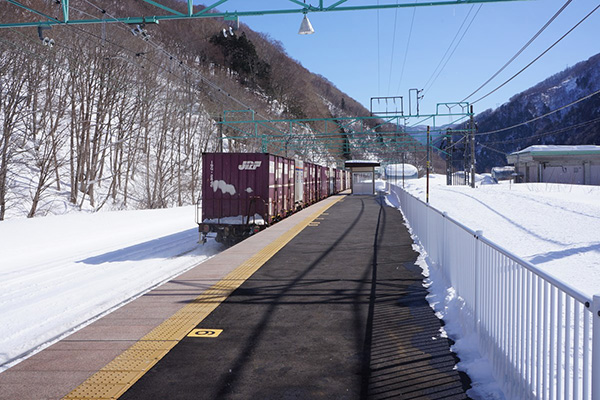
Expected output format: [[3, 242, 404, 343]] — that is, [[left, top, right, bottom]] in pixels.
[[196, 153, 351, 246]]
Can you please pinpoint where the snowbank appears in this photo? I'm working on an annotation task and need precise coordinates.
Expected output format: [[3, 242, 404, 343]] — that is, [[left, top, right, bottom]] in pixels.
[[0, 206, 222, 371]]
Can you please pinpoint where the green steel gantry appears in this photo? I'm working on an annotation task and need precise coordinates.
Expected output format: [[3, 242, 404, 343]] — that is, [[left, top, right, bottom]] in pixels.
[[3, 0, 525, 28], [216, 102, 474, 165]]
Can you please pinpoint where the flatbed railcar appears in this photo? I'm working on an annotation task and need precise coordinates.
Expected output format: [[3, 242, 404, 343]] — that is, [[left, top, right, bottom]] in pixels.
[[197, 153, 349, 246]]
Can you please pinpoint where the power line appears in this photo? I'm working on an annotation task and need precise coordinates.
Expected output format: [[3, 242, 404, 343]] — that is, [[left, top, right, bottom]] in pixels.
[[471, 3, 600, 105], [483, 116, 600, 145], [74, 0, 262, 115], [395, 2, 417, 95], [386, 0, 400, 96], [476, 87, 600, 136], [422, 4, 477, 93], [377, 1, 381, 95], [461, 0, 573, 103], [424, 4, 482, 95], [478, 142, 508, 155]]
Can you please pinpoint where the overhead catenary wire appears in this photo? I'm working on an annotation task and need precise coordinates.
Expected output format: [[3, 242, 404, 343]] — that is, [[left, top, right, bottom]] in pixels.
[[386, 0, 400, 96], [377, 0, 381, 96], [421, 4, 479, 93], [6, 1, 262, 140], [78, 0, 267, 117], [470, 3, 600, 106], [461, 0, 573, 103], [394, 0, 417, 95]]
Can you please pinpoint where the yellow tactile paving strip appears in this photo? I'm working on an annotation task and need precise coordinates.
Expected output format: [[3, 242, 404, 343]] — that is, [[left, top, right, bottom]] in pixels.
[[62, 196, 344, 400]]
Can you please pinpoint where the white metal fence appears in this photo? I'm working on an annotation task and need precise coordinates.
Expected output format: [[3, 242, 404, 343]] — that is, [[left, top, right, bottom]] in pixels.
[[389, 184, 600, 400]]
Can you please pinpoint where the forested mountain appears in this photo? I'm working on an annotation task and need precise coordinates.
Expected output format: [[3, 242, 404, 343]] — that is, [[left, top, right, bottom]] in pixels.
[[473, 53, 600, 172], [0, 0, 427, 220]]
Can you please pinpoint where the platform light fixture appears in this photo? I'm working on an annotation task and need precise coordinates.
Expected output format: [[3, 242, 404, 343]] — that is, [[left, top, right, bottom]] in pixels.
[[37, 26, 54, 48], [298, 12, 314, 35]]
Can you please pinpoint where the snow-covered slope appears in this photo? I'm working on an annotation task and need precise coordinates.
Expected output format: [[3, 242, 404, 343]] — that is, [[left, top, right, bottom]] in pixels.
[[474, 53, 600, 171]]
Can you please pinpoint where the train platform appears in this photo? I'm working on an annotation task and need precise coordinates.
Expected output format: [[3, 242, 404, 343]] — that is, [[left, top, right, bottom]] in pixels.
[[0, 194, 470, 400]]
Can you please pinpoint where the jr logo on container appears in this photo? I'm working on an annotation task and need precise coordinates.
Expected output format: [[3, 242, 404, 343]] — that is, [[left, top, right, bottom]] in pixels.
[[238, 161, 262, 170]]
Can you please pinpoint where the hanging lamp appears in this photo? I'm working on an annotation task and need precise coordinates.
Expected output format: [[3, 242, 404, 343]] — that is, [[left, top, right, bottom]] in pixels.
[[298, 13, 314, 35]]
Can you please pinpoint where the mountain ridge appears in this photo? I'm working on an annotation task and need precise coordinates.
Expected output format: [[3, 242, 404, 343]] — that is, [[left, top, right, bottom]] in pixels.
[[473, 52, 600, 171]]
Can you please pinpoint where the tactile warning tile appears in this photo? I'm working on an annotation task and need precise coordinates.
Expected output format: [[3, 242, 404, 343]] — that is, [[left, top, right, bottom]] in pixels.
[[62, 197, 344, 400]]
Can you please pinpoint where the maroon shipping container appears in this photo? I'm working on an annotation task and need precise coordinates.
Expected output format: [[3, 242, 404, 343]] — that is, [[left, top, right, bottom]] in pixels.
[[304, 162, 316, 205], [270, 156, 296, 220], [200, 153, 295, 245], [199, 152, 341, 246], [318, 165, 328, 200]]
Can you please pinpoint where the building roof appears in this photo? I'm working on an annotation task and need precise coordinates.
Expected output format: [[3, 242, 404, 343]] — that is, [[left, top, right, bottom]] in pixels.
[[510, 145, 600, 156], [344, 160, 381, 168]]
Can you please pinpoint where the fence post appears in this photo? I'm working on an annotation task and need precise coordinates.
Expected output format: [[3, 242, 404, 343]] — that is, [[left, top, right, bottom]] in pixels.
[[475, 230, 483, 338], [442, 212, 448, 269], [593, 295, 600, 400]]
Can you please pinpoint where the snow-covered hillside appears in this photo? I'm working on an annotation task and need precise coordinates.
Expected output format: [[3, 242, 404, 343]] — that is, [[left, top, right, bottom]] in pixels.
[[474, 52, 600, 171]]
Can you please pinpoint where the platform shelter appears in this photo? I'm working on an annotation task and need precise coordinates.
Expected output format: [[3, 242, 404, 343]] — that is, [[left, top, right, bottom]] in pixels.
[[345, 160, 381, 195]]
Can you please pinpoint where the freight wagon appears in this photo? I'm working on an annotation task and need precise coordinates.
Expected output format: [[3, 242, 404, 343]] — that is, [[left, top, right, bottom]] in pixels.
[[197, 153, 350, 246]]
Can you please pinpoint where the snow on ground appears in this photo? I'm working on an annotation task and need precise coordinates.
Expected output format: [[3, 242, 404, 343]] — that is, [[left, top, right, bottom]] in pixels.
[[395, 175, 600, 297], [386, 175, 600, 399], [2, 174, 599, 397], [0, 206, 222, 372]]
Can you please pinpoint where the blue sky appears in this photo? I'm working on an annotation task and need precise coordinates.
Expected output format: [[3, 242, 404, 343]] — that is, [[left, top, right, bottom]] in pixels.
[[197, 0, 599, 118]]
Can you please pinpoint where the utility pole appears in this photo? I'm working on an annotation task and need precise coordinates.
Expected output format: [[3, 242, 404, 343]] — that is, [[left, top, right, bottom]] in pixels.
[[426, 125, 430, 203], [470, 105, 476, 188], [409, 88, 424, 116], [446, 129, 453, 186], [218, 116, 223, 153], [402, 152, 405, 188]]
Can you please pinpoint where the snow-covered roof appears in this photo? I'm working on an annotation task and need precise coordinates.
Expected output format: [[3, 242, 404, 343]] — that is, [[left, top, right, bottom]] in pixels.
[[385, 164, 418, 177], [510, 145, 600, 155], [345, 160, 380, 168]]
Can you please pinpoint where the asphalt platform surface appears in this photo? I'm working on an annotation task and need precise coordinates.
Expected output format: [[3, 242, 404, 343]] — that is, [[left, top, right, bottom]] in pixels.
[[121, 195, 471, 400]]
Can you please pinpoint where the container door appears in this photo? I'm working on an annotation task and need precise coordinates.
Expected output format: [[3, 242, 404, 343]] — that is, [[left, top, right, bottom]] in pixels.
[[295, 160, 304, 205]]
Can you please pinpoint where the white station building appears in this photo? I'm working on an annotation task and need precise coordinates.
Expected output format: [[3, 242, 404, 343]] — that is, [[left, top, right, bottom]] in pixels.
[[506, 145, 600, 185]]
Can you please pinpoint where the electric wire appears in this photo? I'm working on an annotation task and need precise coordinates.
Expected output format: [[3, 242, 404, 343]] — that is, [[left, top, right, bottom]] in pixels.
[[461, 0, 573, 103], [386, 0, 400, 96], [483, 116, 600, 145], [394, 2, 417, 95], [471, 3, 600, 106], [77, 0, 264, 115], [6, 3, 245, 130], [476, 87, 600, 136], [377, 0, 381, 96], [422, 4, 476, 92], [477, 142, 508, 155], [423, 4, 482, 95]]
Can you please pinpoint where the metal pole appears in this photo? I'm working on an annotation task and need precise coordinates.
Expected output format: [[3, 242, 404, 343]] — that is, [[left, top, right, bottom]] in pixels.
[[402, 153, 405, 188], [218, 116, 223, 153], [470, 105, 476, 188], [426, 125, 430, 203], [593, 295, 600, 400], [475, 230, 483, 339]]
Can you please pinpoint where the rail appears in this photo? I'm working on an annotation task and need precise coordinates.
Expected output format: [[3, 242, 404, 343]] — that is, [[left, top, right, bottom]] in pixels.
[[389, 184, 600, 400]]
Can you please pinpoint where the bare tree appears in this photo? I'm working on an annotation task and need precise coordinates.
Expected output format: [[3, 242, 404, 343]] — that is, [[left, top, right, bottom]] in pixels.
[[0, 47, 28, 220], [24, 49, 69, 217]]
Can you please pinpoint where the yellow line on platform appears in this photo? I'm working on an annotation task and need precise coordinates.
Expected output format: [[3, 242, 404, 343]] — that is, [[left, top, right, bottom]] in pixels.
[[62, 196, 344, 400]]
